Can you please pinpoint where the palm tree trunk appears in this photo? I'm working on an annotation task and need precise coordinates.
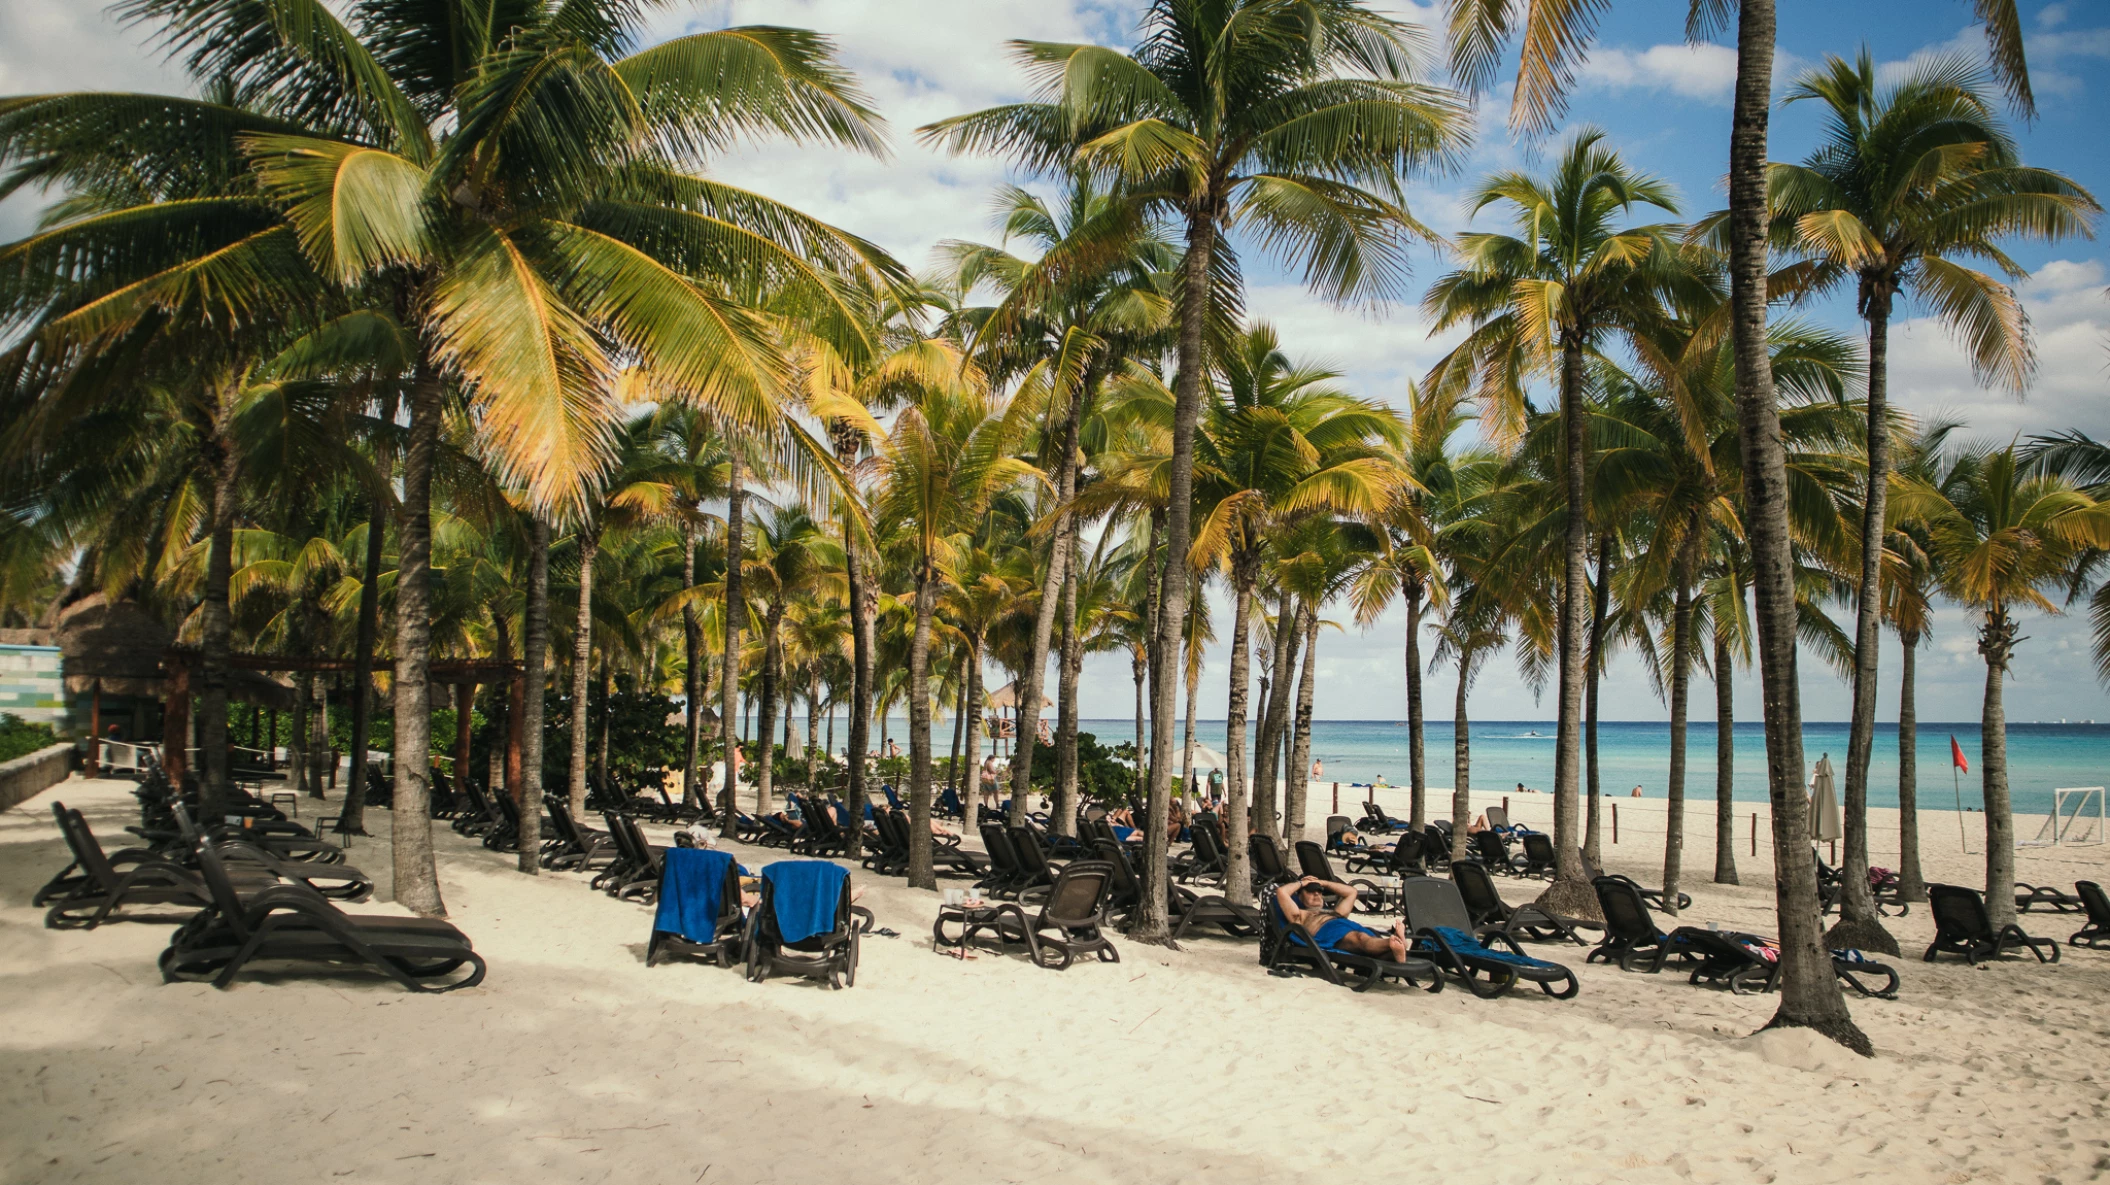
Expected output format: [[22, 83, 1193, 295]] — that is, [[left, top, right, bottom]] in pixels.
[[1222, 574, 1255, 905], [1053, 526, 1084, 837], [288, 668, 308, 800], [518, 517, 549, 875], [1585, 534, 1612, 864], [806, 672, 820, 782], [1452, 651, 1474, 864], [945, 651, 966, 804], [717, 454, 746, 836], [1896, 629, 1924, 901], [963, 641, 983, 838], [682, 528, 703, 808], [1007, 376, 1085, 818], [1286, 603, 1319, 845], [195, 402, 240, 821], [756, 611, 782, 815], [1727, 0, 1867, 1055], [342, 474, 388, 835], [1714, 623, 1740, 885], [1979, 610, 2019, 928], [390, 369, 445, 918], [906, 564, 939, 889], [1663, 537, 1698, 915], [1179, 596, 1201, 814], [1255, 590, 1299, 842], [567, 523, 599, 820], [1405, 580, 1427, 829], [594, 658, 612, 788], [1131, 655, 1146, 804], [1546, 335, 1592, 915], [843, 502, 872, 860], [1831, 289, 1899, 953], [305, 674, 329, 798], [1135, 213, 1219, 944]]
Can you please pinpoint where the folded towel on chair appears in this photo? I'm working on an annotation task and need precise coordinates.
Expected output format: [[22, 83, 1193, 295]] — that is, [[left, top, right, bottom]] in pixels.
[[764, 861, 847, 943], [655, 848, 734, 943], [1430, 925, 1558, 970]]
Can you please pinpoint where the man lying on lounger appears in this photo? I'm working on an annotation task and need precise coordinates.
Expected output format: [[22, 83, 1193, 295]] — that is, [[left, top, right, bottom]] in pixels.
[[1275, 876, 1408, 961]]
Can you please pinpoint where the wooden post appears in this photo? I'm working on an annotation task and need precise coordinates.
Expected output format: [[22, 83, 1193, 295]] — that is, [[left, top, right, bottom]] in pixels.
[[1503, 793, 1510, 816], [1331, 781, 1338, 814], [454, 681, 474, 787], [1611, 801, 1618, 845], [1750, 811, 1757, 855], [266, 706, 278, 768], [162, 662, 191, 786], [86, 681, 102, 777], [506, 668, 525, 802]]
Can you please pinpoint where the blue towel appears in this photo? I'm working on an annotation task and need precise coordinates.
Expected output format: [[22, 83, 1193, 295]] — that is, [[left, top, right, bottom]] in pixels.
[[764, 861, 847, 944], [1112, 825, 1136, 842], [1313, 916, 1384, 953], [654, 848, 734, 943], [884, 785, 905, 810], [1431, 925, 1557, 970]]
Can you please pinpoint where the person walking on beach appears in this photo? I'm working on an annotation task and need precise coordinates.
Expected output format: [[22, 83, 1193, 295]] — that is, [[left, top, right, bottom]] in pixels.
[[979, 754, 1000, 812], [1310, 758, 1324, 780]]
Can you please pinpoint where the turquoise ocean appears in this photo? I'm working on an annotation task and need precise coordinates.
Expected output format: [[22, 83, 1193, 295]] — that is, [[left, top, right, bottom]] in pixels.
[[1066, 719, 2108, 817]]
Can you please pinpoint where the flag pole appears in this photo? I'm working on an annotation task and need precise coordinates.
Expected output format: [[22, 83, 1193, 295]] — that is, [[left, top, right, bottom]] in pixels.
[[1951, 735, 1973, 855]]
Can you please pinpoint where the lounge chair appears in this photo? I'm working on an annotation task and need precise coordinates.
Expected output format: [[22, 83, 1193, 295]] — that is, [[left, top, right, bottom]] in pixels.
[[1357, 801, 1413, 833], [1294, 840, 1389, 914], [937, 859, 1120, 970], [2070, 881, 2109, 949], [646, 848, 745, 968], [1517, 833, 1558, 879], [173, 802, 346, 865], [1668, 927, 1901, 1000], [160, 845, 484, 992], [1398, 876, 1579, 999], [1923, 883, 2060, 964], [2016, 882, 2083, 913], [1583, 858, 1692, 912], [1422, 822, 1454, 871], [745, 861, 859, 988], [1172, 819, 1228, 887], [1471, 830, 1530, 876], [1094, 838, 1259, 944], [168, 806, 373, 902], [1259, 891, 1441, 994], [1483, 806, 1539, 840], [1008, 824, 1063, 899], [591, 812, 662, 902], [881, 810, 985, 879], [542, 798, 619, 872], [1248, 833, 1294, 892], [1586, 875, 1692, 972], [43, 806, 273, 930], [1451, 859, 1597, 945]]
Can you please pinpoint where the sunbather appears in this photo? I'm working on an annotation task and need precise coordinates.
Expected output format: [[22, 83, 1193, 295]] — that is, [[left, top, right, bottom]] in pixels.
[[1275, 876, 1407, 960]]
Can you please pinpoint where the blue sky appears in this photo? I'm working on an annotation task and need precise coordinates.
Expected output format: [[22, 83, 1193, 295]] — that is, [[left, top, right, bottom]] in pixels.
[[1, 0, 2106, 723]]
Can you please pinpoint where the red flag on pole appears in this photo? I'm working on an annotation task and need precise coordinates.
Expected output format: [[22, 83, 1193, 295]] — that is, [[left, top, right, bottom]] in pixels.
[[1950, 736, 1969, 773]]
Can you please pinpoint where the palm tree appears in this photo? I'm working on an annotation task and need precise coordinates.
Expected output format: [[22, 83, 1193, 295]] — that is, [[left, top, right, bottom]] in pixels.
[[1882, 422, 1960, 903], [1898, 443, 2110, 928], [923, 3, 1468, 936], [872, 346, 1036, 888], [1762, 49, 2099, 950], [1442, 0, 2046, 1066], [1424, 129, 1705, 914], [2, 2, 901, 914], [744, 507, 841, 815]]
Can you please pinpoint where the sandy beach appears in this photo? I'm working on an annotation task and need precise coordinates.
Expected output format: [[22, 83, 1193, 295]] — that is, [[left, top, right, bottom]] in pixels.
[[5, 775, 2107, 1185]]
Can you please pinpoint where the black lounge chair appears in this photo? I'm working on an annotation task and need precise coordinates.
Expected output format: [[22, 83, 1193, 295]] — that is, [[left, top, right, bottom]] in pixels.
[[592, 813, 662, 902], [1667, 927, 1901, 1000], [1483, 806, 1539, 840], [1518, 832, 1558, 879], [1422, 821, 1454, 871], [43, 806, 274, 930], [2016, 882, 2084, 913], [173, 803, 346, 866], [543, 799, 619, 872], [160, 845, 484, 992], [1471, 830, 1530, 876], [1248, 833, 1294, 892], [745, 861, 859, 988], [172, 812, 373, 902], [976, 822, 1029, 896], [1172, 820, 1228, 886], [1586, 875, 1693, 972], [1923, 883, 2060, 965], [1095, 839, 1260, 944], [1398, 876, 1579, 999], [884, 810, 985, 879], [1258, 889, 1441, 993], [1294, 840, 1388, 914], [938, 859, 1120, 970], [1584, 858, 1692, 912], [646, 848, 745, 968], [1451, 859, 1597, 945], [2070, 881, 2110, 949], [1008, 824, 1063, 899], [1358, 800, 1413, 833]]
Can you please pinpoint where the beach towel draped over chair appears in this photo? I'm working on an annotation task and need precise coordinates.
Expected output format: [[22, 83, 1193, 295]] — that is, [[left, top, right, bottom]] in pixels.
[[746, 861, 858, 988], [648, 848, 744, 968], [1398, 877, 1579, 999]]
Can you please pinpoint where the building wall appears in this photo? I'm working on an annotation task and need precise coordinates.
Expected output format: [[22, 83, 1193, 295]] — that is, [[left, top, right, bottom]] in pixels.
[[0, 644, 66, 730]]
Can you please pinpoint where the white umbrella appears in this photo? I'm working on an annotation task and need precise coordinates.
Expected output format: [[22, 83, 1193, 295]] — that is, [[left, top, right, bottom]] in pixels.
[[1188, 743, 1229, 771], [1809, 754, 1843, 842]]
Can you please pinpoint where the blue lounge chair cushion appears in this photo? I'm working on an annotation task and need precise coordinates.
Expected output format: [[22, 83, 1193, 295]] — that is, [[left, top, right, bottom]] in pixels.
[[655, 848, 734, 943], [764, 861, 847, 944], [1430, 925, 1560, 970]]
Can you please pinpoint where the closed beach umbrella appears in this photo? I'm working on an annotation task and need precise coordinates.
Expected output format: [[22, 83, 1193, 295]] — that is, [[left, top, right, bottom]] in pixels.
[[1809, 754, 1843, 842]]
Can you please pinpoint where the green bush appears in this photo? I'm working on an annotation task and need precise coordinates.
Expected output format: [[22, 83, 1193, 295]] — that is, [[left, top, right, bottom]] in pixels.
[[0, 714, 59, 764]]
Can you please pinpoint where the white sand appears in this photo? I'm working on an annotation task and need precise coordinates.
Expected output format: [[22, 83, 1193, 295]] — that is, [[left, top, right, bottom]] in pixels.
[[4, 774, 2108, 1185]]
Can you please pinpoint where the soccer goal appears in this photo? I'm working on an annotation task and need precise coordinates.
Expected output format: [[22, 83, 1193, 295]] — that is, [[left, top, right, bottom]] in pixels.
[[2021, 787, 2106, 847]]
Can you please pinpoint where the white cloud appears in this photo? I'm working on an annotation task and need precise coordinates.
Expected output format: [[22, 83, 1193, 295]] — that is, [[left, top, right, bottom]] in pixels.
[[1578, 43, 1741, 103]]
